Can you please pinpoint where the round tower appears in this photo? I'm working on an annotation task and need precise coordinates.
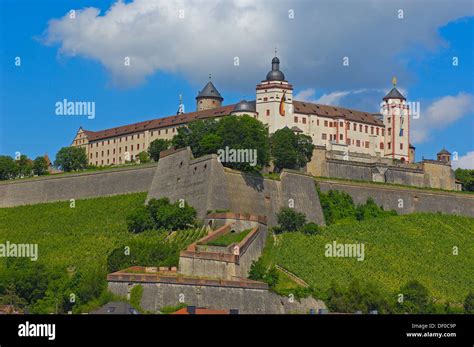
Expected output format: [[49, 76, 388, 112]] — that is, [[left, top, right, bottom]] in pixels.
[[381, 77, 410, 162], [196, 76, 223, 111]]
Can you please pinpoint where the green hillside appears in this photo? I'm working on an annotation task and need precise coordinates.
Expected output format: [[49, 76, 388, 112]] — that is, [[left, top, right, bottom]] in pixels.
[[260, 213, 474, 304], [0, 193, 206, 313]]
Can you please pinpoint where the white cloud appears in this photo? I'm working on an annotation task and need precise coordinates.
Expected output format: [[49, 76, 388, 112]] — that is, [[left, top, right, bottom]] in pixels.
[[41, 0, 473, 89], [452, 151, 474, 169], [411, 93, 474, 144]]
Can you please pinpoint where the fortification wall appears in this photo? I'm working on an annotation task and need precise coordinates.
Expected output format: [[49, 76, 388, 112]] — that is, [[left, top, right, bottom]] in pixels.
[[0, 165, 156, 208], [318, 180, 474, 217], [179, 218, 268, 280], [308, 147, 457, 190], [107, 281, 325, 314], [147, 148, 326, 226]]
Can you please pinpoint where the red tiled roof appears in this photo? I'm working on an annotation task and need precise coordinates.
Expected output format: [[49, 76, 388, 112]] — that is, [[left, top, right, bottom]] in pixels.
[[83, 104, 237, 142], [81, 100, 383, 143], [293, 100, 384, 126]]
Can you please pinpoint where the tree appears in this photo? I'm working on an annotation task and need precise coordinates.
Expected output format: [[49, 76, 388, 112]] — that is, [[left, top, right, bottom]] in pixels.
[[16, 154, 33, 177], [147, 139, 170, 162], [54, 147, 88, 172], [270, 128, 300, 171], [33, 156, 48, 176], [172, 116, 270, 172], [172, 119, 220, 157], [464, 292, 474, 314], [137, 151, 151, 164], [126, 207, 155, 233], [299, 222, 321, 235], [397, 280, 430, 313], [217, 115, 270, 171], [0, 155, 17, 180], [276, 207, 307, 232], [270, 127, 314, 172], [455, 168, 474, 191]]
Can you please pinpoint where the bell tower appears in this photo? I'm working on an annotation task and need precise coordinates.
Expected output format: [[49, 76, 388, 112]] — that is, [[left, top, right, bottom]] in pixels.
[[381, 77, 410, 162], [255, 51, 294, 133]]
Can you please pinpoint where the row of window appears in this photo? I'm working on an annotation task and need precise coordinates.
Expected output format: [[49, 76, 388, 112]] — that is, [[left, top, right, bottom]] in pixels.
[[90, 127, 176, 148], [93, 154, 134, 166], [90, 143, 146, 159]]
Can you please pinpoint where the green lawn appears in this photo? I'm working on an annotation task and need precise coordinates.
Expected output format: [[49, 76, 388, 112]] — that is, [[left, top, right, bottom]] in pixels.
[[260, 213, 474, 304], [205, 228, 252, 247]]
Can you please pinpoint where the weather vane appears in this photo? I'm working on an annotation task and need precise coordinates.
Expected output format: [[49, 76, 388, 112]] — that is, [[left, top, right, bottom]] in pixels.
[[392, 76, 397, 86]]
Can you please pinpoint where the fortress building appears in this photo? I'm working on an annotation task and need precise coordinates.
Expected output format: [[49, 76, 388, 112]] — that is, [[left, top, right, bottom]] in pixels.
[[70, 55, 457, 190]]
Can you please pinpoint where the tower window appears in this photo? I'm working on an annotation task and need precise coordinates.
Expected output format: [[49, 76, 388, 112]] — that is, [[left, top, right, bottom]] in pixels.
[[266, 109, 270, 116], [264, 97, 268, 102], [400, 143, 403, 150]]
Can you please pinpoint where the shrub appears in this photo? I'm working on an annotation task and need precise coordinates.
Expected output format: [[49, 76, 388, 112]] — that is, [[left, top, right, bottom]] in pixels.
[[356, 197, 397, 221], [299, 222, 321, 235], [277, 208, 306, 232], [265, 266, 279, 288], [464, 292, 474, 314], [130, 285, 144, 311], [248, 260, 267, 281], [126, 207, 155, 233], [137, 151, 151, 164]]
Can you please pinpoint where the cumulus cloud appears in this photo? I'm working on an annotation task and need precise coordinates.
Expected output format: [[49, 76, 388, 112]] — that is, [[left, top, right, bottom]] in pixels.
[[411, 93, 474, 143], [452, 151, 474, 169], [41, 0, 473, 89]]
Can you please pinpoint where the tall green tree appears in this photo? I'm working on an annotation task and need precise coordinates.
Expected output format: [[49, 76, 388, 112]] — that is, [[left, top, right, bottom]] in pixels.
[[172, 115, 270, 172], [216, 115, 270, 171], [16, 154, 33, 177], [147, 139, 170, 162], [454, 168, 474, 191], [54, 147, 88, 172], [270, 127, 314, 172], [33, 156, 49, 176], [0, 155, 17, 180]]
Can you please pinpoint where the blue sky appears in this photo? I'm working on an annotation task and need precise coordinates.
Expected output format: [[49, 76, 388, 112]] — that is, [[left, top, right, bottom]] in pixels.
[[0, 0, 473, 168]]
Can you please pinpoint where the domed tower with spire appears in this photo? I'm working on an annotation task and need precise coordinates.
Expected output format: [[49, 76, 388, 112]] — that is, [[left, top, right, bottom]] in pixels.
[[381, 77, 410, 162], [196, 75, 224, 111], [255, 50, 294, 133]]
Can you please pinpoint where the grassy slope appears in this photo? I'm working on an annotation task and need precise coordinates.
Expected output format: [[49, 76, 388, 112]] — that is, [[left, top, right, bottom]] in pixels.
[[261, 213, 474, 303], [0, 193, 148, 275]]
